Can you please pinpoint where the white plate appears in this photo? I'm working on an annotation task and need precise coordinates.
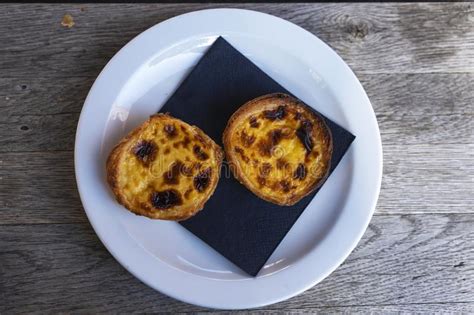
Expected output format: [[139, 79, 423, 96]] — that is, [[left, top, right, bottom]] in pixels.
[[75, 8, 382, 309]]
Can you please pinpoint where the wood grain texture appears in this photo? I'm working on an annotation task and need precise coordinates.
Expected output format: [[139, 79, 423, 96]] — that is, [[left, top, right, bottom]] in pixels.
[[379, 144, 474, 214], [1, 3, 473, 312], [0, 3, 472, 78], [0, 143, 472, 224], [1, 215, 473, 313], [362, 73, 474, 145], [1, 73, 472, 152], [203, 304, 474, 314]]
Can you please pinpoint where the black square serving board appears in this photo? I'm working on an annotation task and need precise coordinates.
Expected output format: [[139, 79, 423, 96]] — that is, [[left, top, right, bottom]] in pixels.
[[160, 37, 355, 276]]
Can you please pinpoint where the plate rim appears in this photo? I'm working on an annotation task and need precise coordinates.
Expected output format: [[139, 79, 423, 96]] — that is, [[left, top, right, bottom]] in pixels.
[[74, 8, 383, 309]]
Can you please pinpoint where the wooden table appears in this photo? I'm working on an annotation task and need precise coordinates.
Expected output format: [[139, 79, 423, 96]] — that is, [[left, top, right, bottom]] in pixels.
[[1, 3, 473, 313]]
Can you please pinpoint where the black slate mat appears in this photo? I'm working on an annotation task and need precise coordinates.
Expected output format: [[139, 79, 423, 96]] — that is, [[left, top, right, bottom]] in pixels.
[[160, 37, 355, 276]]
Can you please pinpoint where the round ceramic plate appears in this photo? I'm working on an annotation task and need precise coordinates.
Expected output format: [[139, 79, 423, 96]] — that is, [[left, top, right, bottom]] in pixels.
[[75, 9, 382, 309]]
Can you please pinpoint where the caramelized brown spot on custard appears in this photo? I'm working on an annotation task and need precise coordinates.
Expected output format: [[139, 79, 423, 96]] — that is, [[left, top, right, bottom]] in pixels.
[[240, 131, 255, 147], [164, 147, 170, 155], [164, 124, 177, 138], [257, 176, 266, 186], [270, 129, 283, 144], [263, 105, 286, 120], [193, 145, 209, 161], [234, 146, 250, 163], [296, 120, 314, 153], [174, 137, 191, 149], [276, 158, 289, 170], [133, 140, 157, 166], [279, 180, 291, 193], [184, 189, 192, 199], [182, 164, 193, 177], [294, 111, 303, 121], [258, 129, 284, 157], [258, 139, 272, 157], [193, 162, 202, 170], [294, 163, 307, 180], [180, 125, 189, 135], [194, 168, 212, 192], [249, 116, 260, 128], [259, 162, 272, 177], [194, 134, 206, 145], [151, 189, 182, 209], [181, 137, 191, 149], [163, 161, 183, 185]]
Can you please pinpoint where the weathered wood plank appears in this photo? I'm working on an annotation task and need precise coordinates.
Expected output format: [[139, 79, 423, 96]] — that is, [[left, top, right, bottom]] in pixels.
[[362, 73, 474, 145], [0, 143, 472, 222], [2, 73, 472, 116], [379, 144, 474, 215], [0, 77, 95, 116], [1, 214, 472, 312], [0, 151, 85, 224], [0, 113, 78, 152], [206, 303, 474, 314], [365, 74, 473, 146], [362, 74, 474, 116], [1, 3, 473, 312], [0, 73, 472, 152], [0, 3, 472, 78]]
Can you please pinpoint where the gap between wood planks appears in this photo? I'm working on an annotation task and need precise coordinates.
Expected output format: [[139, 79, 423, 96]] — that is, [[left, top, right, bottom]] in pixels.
[[1, 3, 473, 76]]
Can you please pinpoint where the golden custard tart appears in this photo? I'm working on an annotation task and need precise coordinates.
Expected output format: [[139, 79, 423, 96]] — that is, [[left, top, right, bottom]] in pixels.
[[106, 113, 223, 221], [223, 93, 333, 206]]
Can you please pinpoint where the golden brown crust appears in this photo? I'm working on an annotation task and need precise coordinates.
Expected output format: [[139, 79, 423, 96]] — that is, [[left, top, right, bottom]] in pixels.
[[223, 93, 333, 206], [106, 113, 223, 221]]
